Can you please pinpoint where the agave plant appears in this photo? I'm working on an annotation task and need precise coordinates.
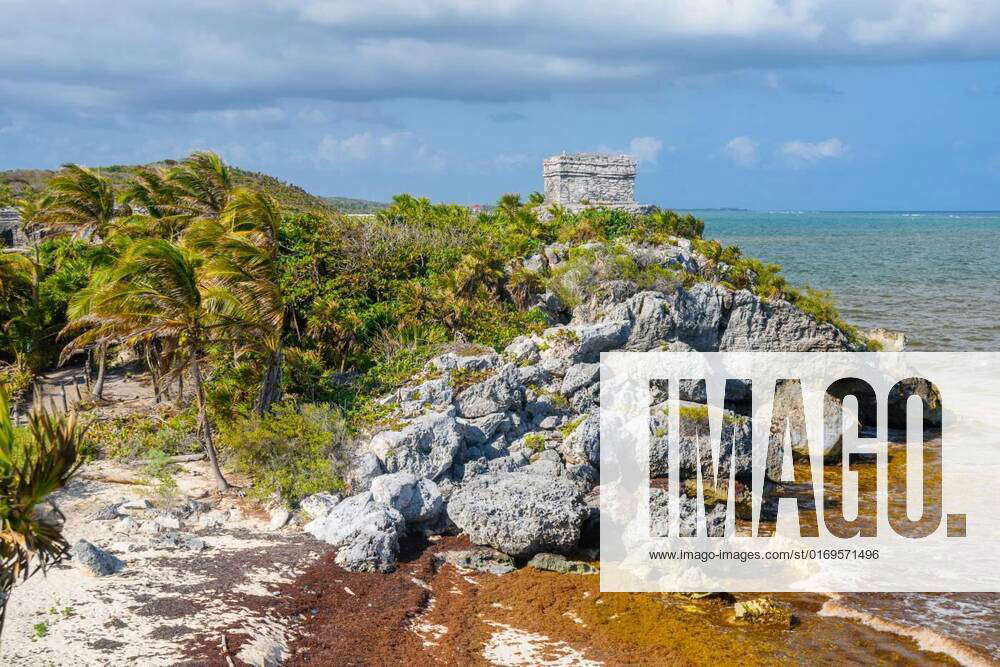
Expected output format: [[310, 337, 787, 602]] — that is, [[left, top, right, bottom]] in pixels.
[[0, 387, 84, 642]]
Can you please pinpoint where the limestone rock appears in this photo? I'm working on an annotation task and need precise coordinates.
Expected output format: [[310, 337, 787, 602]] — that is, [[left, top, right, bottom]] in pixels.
[[120, 498, 152, 511], [369, 409, 463, 481], [503, 335, 541, 365], [434, 547, 516, 575], [398, 377, 453, 412], [90, 503, 122, 522], [721, 289, 853, 352], [151, 531, 207, 552], [649, 489, 728, 538], [349, 452, 385, 492], [300, 492, 342, 519], [526, 552, 598, 575], [71, 539, 123, 577], [560, 413, 599, 468], [560, 363, 599, 396], [454, 364, 523, 419], [369, 472, 443, 523], [304, 492, 405, 572], [458, 412, 509, 445], [430, 351, 499, 373], [543, 321, 630, 363], [268, 508, 291, 530], [648, 401, 770, 481], [447, 472, 588, 558], [733, 597, 795, 627]]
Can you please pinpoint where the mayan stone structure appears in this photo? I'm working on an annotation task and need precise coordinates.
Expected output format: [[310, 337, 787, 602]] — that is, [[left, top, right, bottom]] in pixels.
[[0, 208, 26, 247], [542, 152, 652, 215]]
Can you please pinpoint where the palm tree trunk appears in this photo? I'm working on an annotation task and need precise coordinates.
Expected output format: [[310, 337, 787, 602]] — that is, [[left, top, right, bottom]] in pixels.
[[145, 343, 161, 404], [92, 342, 108, 400], [189, 346, 229, 491], [175, 372, 184, 408], [254, 343, 282, 415]]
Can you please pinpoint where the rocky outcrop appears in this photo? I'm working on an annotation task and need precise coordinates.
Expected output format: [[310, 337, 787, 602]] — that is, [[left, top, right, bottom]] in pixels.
[[370, 472, 443, 523], [648, 400, 768, 481], [335, 239, 872, 562], [650, 488, 728, 538], [300, 492, 342, 519], [447, 472, 588, 558], [434, 547, 516, 575], [368, 409, 463, 481], [304, 492, 405, 572]]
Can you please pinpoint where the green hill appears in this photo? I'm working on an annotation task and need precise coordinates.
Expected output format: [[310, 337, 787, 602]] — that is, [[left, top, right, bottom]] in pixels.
[[321, 196, 388, 214], [0, 162, 385, 215]]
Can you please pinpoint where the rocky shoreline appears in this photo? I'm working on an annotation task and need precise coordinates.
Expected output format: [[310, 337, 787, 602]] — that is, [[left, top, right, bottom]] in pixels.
[[3, 235, 976, 666], [297, 237, 872, 575]]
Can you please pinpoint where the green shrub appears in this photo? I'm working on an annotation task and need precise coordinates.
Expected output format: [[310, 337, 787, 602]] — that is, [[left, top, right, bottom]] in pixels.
[[547, 244, 685, 308], [84, 412, 198, 460], [785, 287, 863, 345], [523, 433, 547, 453], [215, 402, 349, 503], [143, 449, 181, 499]]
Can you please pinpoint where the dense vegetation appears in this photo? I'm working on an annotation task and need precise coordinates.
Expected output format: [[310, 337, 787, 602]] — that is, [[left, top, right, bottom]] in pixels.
[[1, 163, 356, 215], [0, 154, 865, 504]]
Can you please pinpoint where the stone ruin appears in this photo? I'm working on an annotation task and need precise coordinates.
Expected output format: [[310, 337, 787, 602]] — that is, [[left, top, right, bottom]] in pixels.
[[0, 208, 26, 247], [542, 152, 653, 215]]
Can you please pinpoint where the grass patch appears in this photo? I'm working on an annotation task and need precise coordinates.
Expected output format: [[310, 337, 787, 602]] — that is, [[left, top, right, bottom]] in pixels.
[[560, 416, 586, 439], [523, 433, 547, 453], [450, 367, 492, 393]]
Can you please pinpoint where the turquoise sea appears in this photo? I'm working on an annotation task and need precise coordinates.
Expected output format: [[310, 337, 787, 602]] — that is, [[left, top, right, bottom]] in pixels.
[[690, 210, 1000, 662], [688, 210, 1000, 351]]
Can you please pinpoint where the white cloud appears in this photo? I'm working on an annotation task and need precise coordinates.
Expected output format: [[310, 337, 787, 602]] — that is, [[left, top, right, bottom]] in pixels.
[[317, 130, 446, 171], [317, 131, 414, 162], [628, 136, 664, 164], [724, 136, 760, 166], [780, 137, 850, 162], [3, 1, 1000, 114]]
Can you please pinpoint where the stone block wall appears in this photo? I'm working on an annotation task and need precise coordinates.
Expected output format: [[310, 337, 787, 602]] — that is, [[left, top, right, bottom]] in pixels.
[[0, 208, 26, 247], [542, 153, 637, 207]]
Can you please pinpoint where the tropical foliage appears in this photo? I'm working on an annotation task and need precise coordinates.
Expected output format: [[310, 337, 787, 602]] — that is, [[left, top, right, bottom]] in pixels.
[[0, 152, 867, 504], [0, 388, 84, 641]]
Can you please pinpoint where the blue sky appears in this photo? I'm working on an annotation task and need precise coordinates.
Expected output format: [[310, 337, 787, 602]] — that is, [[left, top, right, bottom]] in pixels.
[[3, 1, 1000, 210]]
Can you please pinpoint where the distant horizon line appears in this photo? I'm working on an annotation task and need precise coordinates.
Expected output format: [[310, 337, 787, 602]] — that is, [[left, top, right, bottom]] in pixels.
[[675, 208, 1000, 214]]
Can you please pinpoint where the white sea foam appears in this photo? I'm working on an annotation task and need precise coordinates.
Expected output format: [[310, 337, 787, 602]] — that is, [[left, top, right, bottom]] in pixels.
[[820, 594, 998, 667]]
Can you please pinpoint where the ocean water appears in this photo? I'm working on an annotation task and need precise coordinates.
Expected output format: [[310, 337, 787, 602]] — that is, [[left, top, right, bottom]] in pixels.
[[690, 210, 1000, 351], [691, 210, 1000, 663]]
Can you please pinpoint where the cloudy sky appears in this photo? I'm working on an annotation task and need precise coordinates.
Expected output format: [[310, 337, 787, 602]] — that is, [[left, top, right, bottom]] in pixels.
[[3, 0, 1000, 209]]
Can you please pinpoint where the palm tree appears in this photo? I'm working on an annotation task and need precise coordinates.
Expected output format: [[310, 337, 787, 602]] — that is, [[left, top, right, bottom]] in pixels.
[[168, 151, 233, 219], [188, 188, 285, 414], [0, 250, 40, 376], [38, 165, 120, 398], [0, 387, 84, 642], [61, 239, 231, 491], [40, 164, 116, 240], [120, 166, 190, 239]]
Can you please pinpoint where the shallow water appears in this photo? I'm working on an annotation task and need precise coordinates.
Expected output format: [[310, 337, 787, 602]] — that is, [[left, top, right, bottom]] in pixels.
[[692, 210, 1000, 351], [790, 435, 1000, 664], [685, 208, 1000, 665]]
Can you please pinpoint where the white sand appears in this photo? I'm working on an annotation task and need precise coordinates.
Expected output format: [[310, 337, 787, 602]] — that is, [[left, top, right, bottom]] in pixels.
[[1, 459, 324, 666]]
